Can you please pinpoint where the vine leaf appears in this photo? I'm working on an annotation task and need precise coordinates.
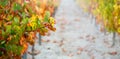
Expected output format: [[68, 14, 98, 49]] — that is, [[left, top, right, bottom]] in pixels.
[[13, 3, 22, 11]]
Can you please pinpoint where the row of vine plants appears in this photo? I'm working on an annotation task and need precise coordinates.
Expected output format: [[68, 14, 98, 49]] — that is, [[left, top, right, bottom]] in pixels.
[[92, 0, 120, 33], [89, 0, 120, 46], [0, 0, 57, 59]]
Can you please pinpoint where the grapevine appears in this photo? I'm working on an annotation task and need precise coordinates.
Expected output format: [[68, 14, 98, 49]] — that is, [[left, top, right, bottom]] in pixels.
[[0, 0, 56, 59], [88, 0, 120, 46], [89, 0, 120, 33]]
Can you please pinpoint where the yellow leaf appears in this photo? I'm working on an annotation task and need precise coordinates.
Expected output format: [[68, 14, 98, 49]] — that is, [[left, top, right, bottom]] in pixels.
[[49, 17, 55, 26], [30, 15, 37, 21], [118, 19, 120, 25], [117, 27, 120, 33]]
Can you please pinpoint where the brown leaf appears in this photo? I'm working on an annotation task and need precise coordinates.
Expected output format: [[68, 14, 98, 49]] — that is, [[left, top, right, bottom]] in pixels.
[[41, 39, 50, 42], [109, 51, 117, 55], [59, 42, 64, 47], [46, 40, 50, 42], [79, 36, 84, 39], [62, 48, 67, 52], [75, 18, 80, 21], [77, 50, 81, 55], [41, 39, 46, 42], [77, 47, 83, 51], [86, 35, 90, 38], [52, 40, 57, 43], [91, 55, 94, 59], [68, 53, 74, 57], [59, 39, 64, 46], [46, 32, 51, 36], [91, 36, 95, 40]]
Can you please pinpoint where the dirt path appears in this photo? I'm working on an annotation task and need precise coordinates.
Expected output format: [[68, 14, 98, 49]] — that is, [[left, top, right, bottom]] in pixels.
[[27, 0, 120, 59]]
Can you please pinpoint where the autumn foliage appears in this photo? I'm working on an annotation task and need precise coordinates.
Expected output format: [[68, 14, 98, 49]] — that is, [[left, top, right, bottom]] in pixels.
[[0, 0, 57, 59], [89, 0, 120, 34]]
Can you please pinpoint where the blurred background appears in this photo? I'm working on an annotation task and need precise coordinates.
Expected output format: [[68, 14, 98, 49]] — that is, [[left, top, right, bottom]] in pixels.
[[26, 0, 120, 59]]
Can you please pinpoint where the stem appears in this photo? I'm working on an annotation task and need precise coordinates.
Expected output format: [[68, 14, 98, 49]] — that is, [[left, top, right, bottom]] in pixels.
[[112, 32, 116, 47], [32, 44, 35, 59], [22, 52, 27, 59], [103, 28, 106, 35], [39, 34, 41, 45]]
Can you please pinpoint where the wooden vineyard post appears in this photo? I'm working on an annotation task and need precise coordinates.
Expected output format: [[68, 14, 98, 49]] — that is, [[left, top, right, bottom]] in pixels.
[[28, 44, 40, 59], [31, 44, 35, 59], [112, 32, 116, 47], [39, 34, 41, 45], [22, 53, 27, 59]]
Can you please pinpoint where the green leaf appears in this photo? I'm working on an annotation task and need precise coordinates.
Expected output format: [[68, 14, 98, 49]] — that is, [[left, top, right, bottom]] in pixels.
[[28, 7, 33, 14], [7, 15, 13, 21], [44, 11, 50, 22], [0, 41, 5, 48], [5, 25, 12, 34], [14, 17, 19, 24], [8, 35, 20, 44], [13, 3, 22, 11], [2, 30, 5, 36], [6, 44, 22, 55], [0, 0, 8, 7], [0, 9, 3, 14], [21, 17, 29, 24], [37, 19, 41, 28], [22, 12, 26, 18], [10, 30, 16, 35], [13, 25, 23, 36], [0, 40, 5, 45], [26, 26, 32, 31]]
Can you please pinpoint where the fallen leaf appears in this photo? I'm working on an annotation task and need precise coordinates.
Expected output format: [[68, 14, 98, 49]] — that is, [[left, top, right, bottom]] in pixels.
[[41, 39, 50, 42], [62, 48, 67, 52], [91, 36, 95, 40], [75, 18, 80, 21], [77, 47, 83, 51], [52, 40, 57, 43], [59, 39, 64, 46], [28, 50, 40, 55], [46, 40, 50, 42], [79, 36, 84, 39], [68, 53, 73, 57], [77, 50, 81, 55], [46, 32, 51, 36], [91, 55, 94, 59], [60, 26, 65, 29], [86, 35, 90, 38], [41, 39, 46, 42], [59, 42, 64, 47], [109, 51, 117, 55]]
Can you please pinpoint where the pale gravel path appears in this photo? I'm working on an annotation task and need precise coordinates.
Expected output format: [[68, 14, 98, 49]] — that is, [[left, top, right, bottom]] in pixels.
[[27, 0, 120, 59]]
